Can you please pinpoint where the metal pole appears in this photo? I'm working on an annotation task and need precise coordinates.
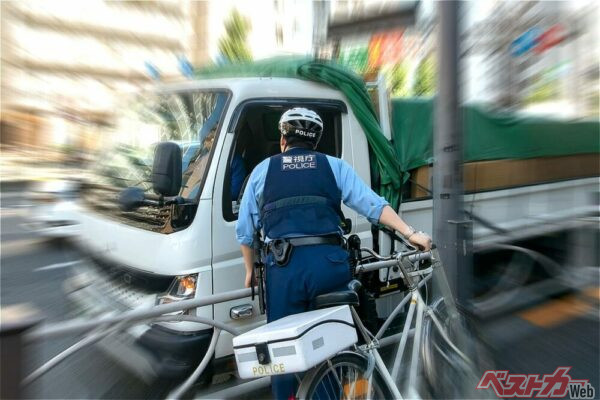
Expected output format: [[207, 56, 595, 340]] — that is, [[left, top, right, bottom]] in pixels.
[[167, 328, 221, 399], [433, 1, 472, 305], [0, 304, 42, 399], [27, 287, 252, 341], [23, 314, 241, 386]]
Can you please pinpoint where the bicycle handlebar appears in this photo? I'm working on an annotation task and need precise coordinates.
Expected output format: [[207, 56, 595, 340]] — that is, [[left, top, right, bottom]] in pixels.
[[406, 251, 434, 263], [354, 249, 433, 274]]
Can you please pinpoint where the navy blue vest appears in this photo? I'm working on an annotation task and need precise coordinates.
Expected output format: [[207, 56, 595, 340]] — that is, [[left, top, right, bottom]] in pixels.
[[260, 148, 342, 239]]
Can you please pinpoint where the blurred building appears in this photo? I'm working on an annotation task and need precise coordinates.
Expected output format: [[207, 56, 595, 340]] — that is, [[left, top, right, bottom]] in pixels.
[[325, 0, 598, 118], [3, 0, 596, 158], [0, 0, 318, 155], [464, 0, 599, 117], [1, 0, 192, 152], [324, 0, 428, 92]]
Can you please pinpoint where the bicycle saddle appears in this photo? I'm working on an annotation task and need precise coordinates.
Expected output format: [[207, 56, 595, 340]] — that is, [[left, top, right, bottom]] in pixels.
[[311, 279, 361, 310]]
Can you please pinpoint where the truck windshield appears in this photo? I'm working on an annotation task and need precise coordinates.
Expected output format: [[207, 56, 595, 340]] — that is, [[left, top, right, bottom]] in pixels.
[[92, 90, 229, 200]]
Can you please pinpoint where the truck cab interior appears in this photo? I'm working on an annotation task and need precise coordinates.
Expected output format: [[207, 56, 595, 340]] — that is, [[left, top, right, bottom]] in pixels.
[[222, 101, 344, 221]]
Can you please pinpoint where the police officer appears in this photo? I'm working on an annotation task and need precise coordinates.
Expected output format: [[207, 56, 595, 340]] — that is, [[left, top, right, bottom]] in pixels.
[[236, 107, 431, 399]]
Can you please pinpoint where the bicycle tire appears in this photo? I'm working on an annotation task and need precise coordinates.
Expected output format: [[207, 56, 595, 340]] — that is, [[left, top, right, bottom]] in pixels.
[[296, 351, 394, 400], [421, 297, 491, 399]]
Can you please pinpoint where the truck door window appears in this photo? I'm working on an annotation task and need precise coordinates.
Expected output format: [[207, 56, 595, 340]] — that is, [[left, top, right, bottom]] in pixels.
[[223, 103, 343, 221]]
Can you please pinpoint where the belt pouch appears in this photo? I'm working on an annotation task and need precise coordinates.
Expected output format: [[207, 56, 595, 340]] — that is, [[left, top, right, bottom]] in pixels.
[[272, 239, 293, 266]]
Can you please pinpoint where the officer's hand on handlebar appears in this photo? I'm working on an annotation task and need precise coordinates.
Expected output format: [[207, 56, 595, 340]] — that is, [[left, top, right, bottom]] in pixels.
[[408, 231, 432, 251]]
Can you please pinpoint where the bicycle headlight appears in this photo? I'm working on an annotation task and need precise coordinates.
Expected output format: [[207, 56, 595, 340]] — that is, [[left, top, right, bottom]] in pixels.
[[156, 274, 198, 312]]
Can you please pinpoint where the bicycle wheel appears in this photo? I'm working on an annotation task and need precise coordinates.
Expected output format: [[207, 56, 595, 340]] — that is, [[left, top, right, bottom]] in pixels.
[[421, 297, 490, 399], [296, 352, 393, 400]]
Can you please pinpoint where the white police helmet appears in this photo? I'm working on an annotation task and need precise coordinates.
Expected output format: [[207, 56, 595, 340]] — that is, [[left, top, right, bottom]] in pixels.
[[278, 107, 323, 148]]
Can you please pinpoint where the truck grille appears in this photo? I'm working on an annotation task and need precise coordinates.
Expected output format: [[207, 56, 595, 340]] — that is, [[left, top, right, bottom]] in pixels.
[[81, 184, 173, 233], [83, 255, 174, 310]]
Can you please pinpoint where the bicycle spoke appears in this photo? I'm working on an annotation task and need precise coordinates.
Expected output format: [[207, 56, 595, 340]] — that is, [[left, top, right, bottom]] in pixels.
[[325, 366, 338, 399], [347, 367, 356, 399], [317, 374, 328, 399], [342, 365, 348, 400], [327, 362, 343, 390], [338, 366, 344, 399]]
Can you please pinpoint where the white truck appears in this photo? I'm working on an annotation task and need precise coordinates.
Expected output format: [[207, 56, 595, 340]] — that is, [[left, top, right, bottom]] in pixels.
[[63, 75, 598, 383]]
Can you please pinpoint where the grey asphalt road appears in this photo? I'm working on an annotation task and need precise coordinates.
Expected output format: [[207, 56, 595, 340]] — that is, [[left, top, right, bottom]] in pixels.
[[1, 190, 155, 399], [479, 288, 600, 400], [2, 187, 598, 399]]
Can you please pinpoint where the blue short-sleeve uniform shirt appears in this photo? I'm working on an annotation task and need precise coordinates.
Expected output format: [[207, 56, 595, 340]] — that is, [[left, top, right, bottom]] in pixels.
[[236, 152, 389, 246]]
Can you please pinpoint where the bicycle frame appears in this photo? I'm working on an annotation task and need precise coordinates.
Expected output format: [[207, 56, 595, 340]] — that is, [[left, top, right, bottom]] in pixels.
[[347, 247, 469, 399], [18, 248, 462, 400]]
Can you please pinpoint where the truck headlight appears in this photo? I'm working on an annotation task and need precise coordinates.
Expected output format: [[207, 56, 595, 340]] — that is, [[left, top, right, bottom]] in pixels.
[[156, 274, 198, 314]]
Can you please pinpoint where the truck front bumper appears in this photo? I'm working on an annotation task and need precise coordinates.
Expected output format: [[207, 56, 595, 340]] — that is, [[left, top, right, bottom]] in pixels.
[[64, 274, 213, 381]]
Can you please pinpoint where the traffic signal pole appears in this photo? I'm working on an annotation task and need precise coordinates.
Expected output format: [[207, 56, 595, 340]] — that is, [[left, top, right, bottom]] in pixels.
[[433, 1, 472, 306]]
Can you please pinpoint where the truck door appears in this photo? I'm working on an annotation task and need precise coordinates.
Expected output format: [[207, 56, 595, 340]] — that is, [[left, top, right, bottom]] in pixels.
[[210, 99, 355, 358]]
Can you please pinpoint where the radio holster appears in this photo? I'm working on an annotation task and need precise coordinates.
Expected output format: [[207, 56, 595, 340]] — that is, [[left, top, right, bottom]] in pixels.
[[269, 239, 293, 266]]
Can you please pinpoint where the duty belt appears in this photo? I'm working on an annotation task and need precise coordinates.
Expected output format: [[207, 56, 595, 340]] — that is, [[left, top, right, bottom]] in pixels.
[[267, 235, 343, 266]]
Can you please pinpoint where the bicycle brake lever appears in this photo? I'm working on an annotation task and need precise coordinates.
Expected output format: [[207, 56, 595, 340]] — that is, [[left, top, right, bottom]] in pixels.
[[401, 238, 418, 251]]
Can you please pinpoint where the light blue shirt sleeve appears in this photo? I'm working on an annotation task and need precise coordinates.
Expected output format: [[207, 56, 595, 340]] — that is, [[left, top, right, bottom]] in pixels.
[[326, 155, 389, 224], [236, 154, 389, 245], [235, 158, 269, 246]]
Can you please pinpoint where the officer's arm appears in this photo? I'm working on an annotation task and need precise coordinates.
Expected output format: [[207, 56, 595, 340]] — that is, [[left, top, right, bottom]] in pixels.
[[333, 157, 431, 250], [236, 159, 268, 287], [237, 190, 258, 287], [379, 206, 432, 251], [241, 245, 254, 288], [379, 206, 413, 237]]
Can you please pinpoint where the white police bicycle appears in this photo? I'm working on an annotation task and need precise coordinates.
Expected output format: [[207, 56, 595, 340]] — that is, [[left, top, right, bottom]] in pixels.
[[234, 234, 486, 399]]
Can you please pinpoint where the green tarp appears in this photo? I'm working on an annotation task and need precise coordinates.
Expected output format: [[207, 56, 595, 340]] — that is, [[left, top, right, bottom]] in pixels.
[[196, 57, 599, 210], [196, 57, 404, 210], [391, 98, 600, 173]]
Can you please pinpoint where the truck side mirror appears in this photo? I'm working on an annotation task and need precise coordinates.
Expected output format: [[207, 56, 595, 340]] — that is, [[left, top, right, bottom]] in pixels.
[[119, 187, 145, 211], [152, 142, 182, 197]]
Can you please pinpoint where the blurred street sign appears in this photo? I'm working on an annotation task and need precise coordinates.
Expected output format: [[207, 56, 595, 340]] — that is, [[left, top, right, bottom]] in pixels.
[[144, 61, 161, 81], [368, 29, 404, 68], [178, 55, 194, 78], [511, 24, 567, 56], [535, 24, 567, 54], [511, 27, 541, 56]]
